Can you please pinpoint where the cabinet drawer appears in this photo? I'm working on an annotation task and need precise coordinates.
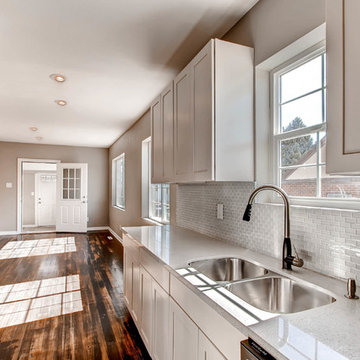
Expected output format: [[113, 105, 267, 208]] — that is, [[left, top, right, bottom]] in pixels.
[[123, 234, 140, 261], [140, 248, 170, 293], [170, 274, 246, 360]]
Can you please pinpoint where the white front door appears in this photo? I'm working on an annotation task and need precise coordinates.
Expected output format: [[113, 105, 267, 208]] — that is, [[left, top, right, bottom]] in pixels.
[[56, 163, 88, 233], [35, 173, 56, 226]]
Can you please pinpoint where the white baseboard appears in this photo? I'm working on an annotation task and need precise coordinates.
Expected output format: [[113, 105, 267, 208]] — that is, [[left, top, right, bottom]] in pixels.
[[107, 227, 123, 243], [0, 231, 18, 236], [87, 226, 109, 231], [22, 225, 37, 228], [0, 227, 116, 237]]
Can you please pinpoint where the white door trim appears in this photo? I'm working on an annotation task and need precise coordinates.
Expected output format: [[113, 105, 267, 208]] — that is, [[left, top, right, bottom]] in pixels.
[[17, 158, 60, 232]]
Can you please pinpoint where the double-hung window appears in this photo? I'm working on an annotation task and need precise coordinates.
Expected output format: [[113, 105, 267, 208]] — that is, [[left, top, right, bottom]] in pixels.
[[112, 153, 125, 209], [272, 47, 360, 203], [142, 138, 170, 224]]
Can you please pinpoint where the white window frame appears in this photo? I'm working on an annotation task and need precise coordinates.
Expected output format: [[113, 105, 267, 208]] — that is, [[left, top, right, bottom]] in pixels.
[[270, 43, 360, 210], [141, 137, 170, 224], [112, 153, 125, 210]]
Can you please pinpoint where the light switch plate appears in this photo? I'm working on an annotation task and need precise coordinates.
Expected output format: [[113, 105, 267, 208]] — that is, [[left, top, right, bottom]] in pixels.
[[6, 182, 12, 189], [217, 204, 224, 220]]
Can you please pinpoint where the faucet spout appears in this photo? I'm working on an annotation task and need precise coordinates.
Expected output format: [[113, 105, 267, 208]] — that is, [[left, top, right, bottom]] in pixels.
[[242, 185, 303, 270]]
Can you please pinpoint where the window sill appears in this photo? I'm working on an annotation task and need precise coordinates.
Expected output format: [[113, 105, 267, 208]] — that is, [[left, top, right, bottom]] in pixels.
[[259, 196, 360, 212], [113, 205, 125, 212], [142, 217, 167, 226]]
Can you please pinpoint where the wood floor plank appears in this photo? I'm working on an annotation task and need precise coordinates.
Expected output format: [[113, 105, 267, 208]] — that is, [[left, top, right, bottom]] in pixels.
[[0, 231, 151, 360]]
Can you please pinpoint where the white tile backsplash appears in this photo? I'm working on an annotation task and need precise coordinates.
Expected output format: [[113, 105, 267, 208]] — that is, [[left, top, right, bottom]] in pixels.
[[176, 182, 360, 282]]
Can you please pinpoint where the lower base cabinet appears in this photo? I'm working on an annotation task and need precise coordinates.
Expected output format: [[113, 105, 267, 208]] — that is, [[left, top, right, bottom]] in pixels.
[[123, 237, 229, 360], [140, 267, 153, 351], [152, 280, 169, 360], [169, 299, 226, 360], [198, 330, 226, 360], [170, 299, 198, 360]]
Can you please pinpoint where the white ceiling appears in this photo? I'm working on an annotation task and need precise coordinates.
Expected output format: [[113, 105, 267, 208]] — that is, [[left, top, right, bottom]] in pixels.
[[0, 0, 258, 148]]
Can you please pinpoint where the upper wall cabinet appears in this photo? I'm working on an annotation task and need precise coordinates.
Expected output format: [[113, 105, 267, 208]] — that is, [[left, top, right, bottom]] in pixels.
[[151, 82, 174, 183], [327, 0, 360, 174], [151, 38, 254, 183]]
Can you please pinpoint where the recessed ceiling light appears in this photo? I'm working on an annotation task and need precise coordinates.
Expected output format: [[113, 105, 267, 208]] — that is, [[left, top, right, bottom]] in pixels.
[[36, 136, 43, 141], [50, 74, 66, 82], [55, 99, 67, 106], [29, 127, 38, 132]]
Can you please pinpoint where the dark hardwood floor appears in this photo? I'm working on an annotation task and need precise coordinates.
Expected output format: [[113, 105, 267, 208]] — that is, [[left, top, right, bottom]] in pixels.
[[0, 231, 151, 360]]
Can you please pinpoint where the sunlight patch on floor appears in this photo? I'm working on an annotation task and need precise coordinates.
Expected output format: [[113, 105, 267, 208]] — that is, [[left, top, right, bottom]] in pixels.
[[0, 237, 76, 259], [0, 275, 83, 328]]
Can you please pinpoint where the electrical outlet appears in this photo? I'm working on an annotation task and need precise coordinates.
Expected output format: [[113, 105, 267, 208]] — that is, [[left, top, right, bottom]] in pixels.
[[217, 204, 224, 220]]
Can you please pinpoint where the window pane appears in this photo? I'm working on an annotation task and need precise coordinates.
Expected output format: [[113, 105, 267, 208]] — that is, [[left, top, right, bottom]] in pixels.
[[281, 55, 322, 103], [281, 91, 323, 132], [114, 155, 125, 208], [162, 185, 170, 223], [281, 134, 317, 167], [320, 167, 360, 199], [281, 166, 317, 197]]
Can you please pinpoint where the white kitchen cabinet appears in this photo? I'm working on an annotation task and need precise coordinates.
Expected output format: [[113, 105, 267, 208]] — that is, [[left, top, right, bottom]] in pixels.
[[174, 41, 213, 182], [151, 96, 163, 182], [124, 249, 141, 325], [326, 0, 360, 174], [152, 280, 170, 360], [139, 266, 153, 351], [151, 82, 174, 183], [169, 299, 199, 360], [173, 38, 254, 182], [174, 64, 193, 182], [123, 249, 132, 309], [162, 82, 174, 181], [131, 260, 141, 325], [198, 331, 226, 360]]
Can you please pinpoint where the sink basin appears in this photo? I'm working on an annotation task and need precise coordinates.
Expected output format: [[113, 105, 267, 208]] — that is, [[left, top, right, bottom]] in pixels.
[[227, 276, 335, 313], [188, 258, 268, 282]]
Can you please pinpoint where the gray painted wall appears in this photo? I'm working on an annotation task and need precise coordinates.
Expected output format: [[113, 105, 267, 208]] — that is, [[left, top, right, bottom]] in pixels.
[[108, 111, 152, 235], [0, 141, 109, 231], [223, 0, 325, 65]]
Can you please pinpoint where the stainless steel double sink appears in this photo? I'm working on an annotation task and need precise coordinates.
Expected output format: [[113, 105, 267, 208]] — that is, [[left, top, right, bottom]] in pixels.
[[188, 258, 335, 314]]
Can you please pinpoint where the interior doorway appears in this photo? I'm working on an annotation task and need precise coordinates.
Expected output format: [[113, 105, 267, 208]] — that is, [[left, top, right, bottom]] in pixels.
[[18, 159, 60, 233]]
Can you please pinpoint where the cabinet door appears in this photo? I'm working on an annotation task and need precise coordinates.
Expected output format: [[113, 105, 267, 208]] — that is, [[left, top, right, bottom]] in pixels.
[[140, 267, 153, 352], [169, 299, 198, 360], [198, 331, 226, 360], [131, 260, 141, 325], [327, 0, 360, 173], [152, 281, 169, 360], [162, 82, 174, 181], [191, 40, 214, 181], [123, 250, 132, 310], [151, 96, 163, 182], [174, 64, 194, 182]]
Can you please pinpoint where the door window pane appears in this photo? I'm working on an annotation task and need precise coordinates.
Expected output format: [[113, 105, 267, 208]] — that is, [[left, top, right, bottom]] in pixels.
[[62, 168, 81, 200]]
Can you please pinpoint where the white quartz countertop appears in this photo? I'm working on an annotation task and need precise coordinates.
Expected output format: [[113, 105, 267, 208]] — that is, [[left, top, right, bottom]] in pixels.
[[123, 225, 360, 360]]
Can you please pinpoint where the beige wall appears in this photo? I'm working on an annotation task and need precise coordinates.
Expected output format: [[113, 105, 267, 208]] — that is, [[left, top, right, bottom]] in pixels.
[[109, 111, 152, 235], [0, 141, 109, 231], [223, 0, 325, 65]]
